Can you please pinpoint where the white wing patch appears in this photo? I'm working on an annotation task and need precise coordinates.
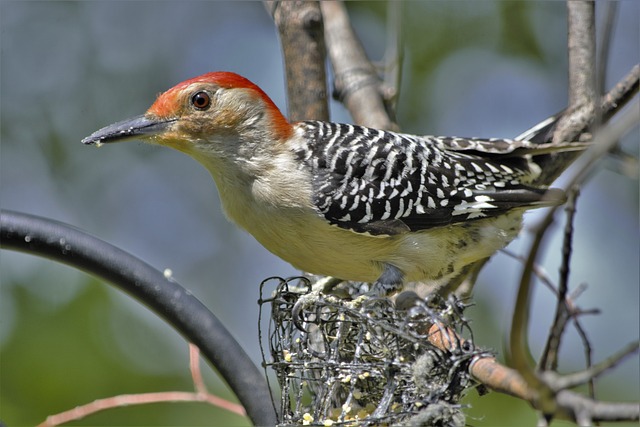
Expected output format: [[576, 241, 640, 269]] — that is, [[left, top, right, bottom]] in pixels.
[[451, 195, 497, 218]]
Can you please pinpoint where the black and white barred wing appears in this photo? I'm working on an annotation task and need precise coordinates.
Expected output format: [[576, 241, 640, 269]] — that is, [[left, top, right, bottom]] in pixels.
[[296, 121, 562, 236]]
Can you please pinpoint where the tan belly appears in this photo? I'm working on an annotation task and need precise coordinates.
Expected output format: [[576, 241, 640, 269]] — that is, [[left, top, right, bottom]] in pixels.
[[241, 208, 523, 286]]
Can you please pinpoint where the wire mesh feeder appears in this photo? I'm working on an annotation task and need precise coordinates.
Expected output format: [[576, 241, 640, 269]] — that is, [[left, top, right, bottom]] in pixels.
[[259, 277, 488, 426]]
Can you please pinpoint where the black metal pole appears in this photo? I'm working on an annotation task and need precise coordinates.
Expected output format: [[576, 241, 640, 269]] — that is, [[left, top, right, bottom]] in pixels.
[[0, 209, 277, 426]]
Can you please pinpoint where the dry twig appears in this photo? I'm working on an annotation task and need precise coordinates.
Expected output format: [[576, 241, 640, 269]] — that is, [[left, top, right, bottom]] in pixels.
[[37, 344, 245, 427]]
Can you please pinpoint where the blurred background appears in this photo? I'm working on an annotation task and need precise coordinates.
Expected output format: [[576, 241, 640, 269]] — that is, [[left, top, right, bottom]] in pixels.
[[1, 1, 638, 425]]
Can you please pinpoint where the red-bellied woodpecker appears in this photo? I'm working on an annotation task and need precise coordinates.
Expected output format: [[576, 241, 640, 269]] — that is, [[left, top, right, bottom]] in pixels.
[[83, 72, 582, 296]]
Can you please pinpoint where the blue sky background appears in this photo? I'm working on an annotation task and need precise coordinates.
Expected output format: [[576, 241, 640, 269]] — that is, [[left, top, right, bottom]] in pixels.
[[1, 2, 638, 425]]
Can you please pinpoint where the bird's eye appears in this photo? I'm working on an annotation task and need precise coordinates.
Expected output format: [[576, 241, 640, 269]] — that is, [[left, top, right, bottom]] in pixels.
[[191, 91, 211, 110]]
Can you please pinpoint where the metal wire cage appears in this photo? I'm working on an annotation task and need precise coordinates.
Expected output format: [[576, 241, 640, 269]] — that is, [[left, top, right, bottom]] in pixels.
[[259, 277, 487, 426]]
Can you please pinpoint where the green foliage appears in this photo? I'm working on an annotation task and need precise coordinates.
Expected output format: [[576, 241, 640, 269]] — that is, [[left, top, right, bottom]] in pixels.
[[0, 278, 246, 426]]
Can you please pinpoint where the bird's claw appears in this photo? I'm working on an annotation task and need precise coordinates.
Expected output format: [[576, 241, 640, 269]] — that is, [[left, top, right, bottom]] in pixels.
[[291, 290, 319, 332], [291, 276, 343, 331]]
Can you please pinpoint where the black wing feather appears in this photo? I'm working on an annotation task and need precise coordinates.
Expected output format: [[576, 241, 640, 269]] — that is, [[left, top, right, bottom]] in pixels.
[[296, 122, 561, 236]]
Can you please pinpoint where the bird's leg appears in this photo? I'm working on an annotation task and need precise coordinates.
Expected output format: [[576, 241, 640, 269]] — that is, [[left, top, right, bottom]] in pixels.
[[291, 265, 403, 330], [346, 263, 404, 310], [437, 259, 487, 297], [314, 276, 344, 294], [291, 276, 344, 330], [367, 263, 405, 297]]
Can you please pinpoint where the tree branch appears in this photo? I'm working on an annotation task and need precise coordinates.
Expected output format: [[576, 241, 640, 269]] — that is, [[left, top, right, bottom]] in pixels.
[[320, 0, 398, 130], [265, 0, 329, 121], [602, 64, 639, 121], [428, 325, 640, 424], [380, 1, 404, 119], [553, 0, 598, 144]]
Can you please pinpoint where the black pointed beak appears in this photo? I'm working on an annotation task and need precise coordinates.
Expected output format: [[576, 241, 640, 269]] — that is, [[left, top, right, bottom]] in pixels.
[[82, 115, 176, 146]]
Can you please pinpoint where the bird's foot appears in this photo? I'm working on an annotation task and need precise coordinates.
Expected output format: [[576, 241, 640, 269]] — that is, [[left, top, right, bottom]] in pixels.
[[362, 263, 404, 297], [290, 265, 403, 330], [291, 276, 343, 331]]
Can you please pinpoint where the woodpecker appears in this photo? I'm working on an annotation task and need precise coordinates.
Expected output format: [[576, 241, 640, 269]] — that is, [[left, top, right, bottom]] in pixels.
[[83, 72, 582, 296]]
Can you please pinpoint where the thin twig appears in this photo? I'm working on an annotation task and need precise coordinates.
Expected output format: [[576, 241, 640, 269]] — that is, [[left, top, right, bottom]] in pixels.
[[555, 389, 640, 423], [509, 204, 557, 413], [571, 311, 596, 399], [542, 341, 640, 391], [189, 343, 208, 395], [501, 249, 558, 296], [503, 246, 600, 401], [558, 189, 598, 400], [558, 187, 579, 311], [37, 343, 246, 426], [38, 391, 246, 427], [540, 187, 581, 372], [602, 64, 639, 122]]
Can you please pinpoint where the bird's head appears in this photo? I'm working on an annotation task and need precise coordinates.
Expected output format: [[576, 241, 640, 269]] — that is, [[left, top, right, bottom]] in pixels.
[[82, 72, 293, 161]]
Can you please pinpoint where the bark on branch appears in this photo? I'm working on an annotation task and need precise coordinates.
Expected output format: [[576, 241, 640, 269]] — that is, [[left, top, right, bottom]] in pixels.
[[428, 325, 640, 424], [265, 0, 329, 121], [320, 0, 399, 131]]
